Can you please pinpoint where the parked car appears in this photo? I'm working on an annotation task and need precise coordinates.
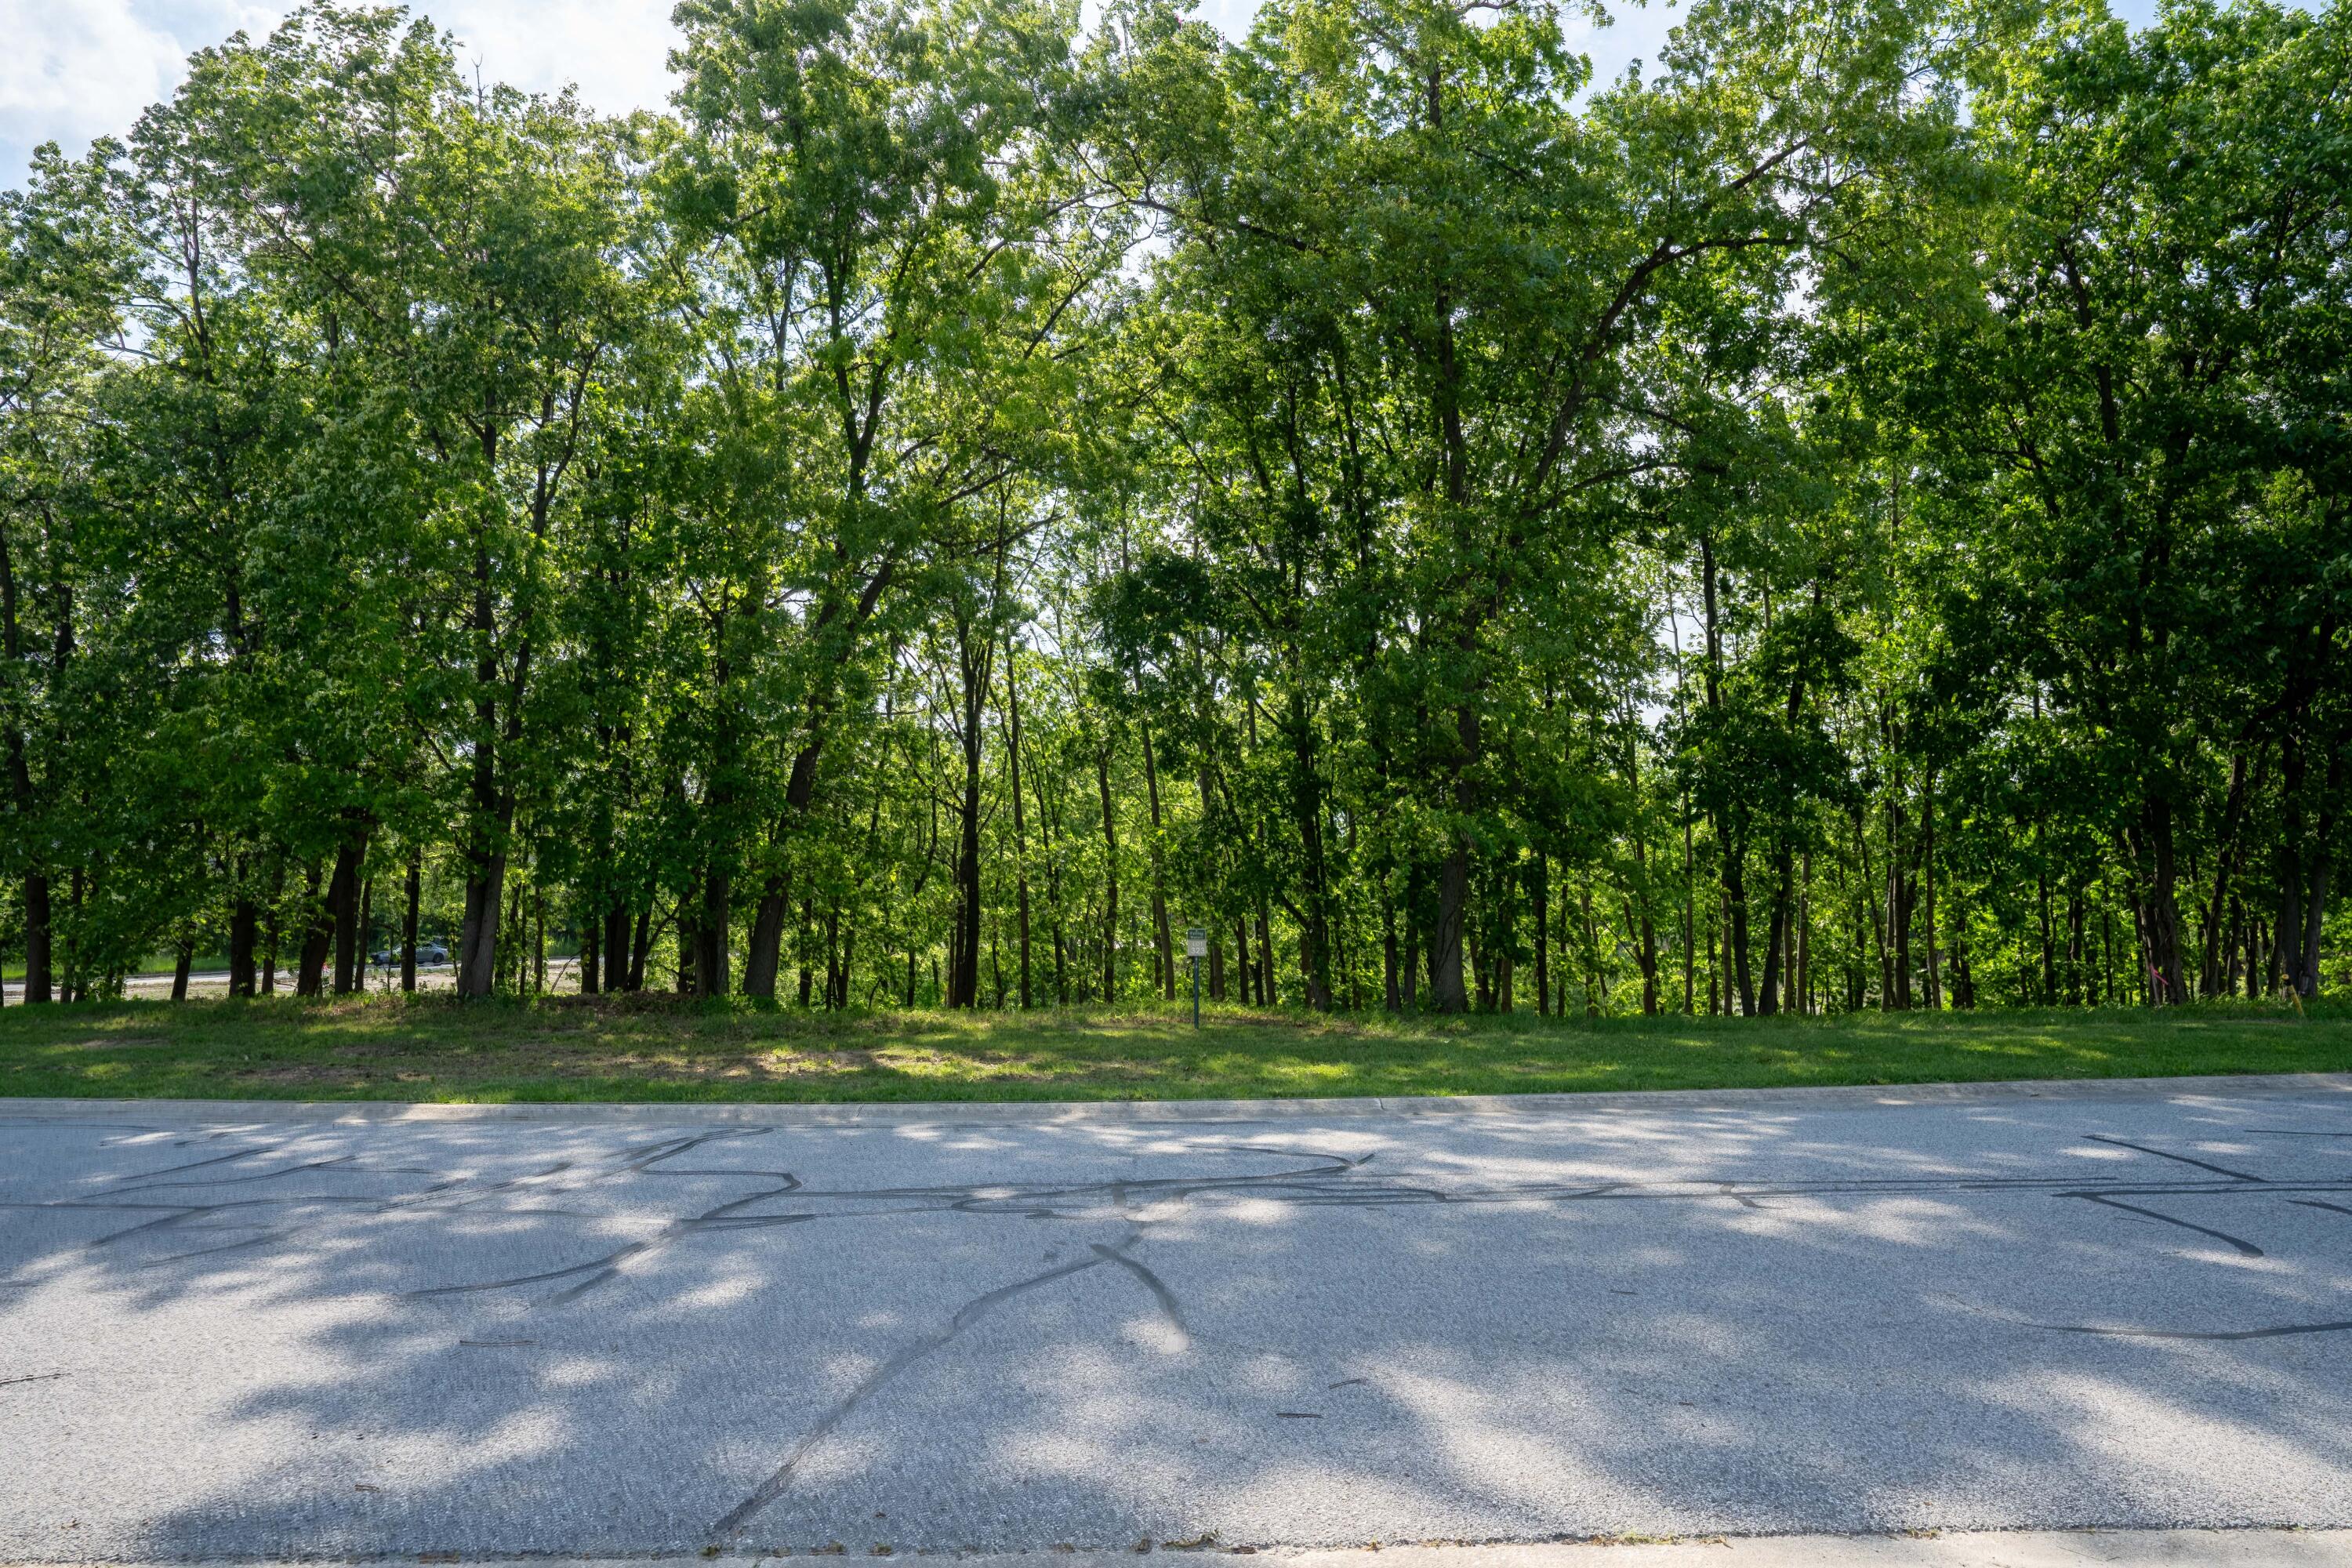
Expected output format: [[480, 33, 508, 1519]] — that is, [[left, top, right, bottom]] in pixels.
[[368, 942, 452, 966]]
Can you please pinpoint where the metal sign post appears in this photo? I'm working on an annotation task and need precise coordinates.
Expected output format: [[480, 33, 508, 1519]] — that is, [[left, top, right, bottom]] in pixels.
[[1185, 927, 1207, 1029]]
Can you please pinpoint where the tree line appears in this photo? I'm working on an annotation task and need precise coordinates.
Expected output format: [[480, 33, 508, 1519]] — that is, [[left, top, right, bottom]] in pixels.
[[2, 0, 2346, 1014]]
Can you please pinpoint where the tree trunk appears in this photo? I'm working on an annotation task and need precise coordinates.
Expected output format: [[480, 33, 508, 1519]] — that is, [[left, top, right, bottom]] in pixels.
[[604, 906, 633, 994], [20, 873, 53, 1004], [1257, 899, 1276, 1007], [1796, 851, 1813, 1014], [1005, 632, 1033, 1009], [1433, 838, 1472, 1014], [330, 834, 365, 996], [695, 869, 731, 998], [1, 527, 47, 1004], [455, 579, 511, 1000], [1630, 857, 1659, 1018], [2066, 889, 2086, 1004], [1888, 790, 1913, 1011], [1722, 831, 1755, 1016], [1856, 809, 1886, 1007], [1041, 749, 1068, 1007], [297, 861, 332, 998], [2198, 752, 2253, 996], [2139, 795, 2187, 1004], [1142, 722, 1176, 1002], [1497, 877, 1515, 1013], [834, 909, 854, 1009], [1381, 894, 1400, 1012], [401, 854, 420, 993], [2241, 905, 2259, 999], [950, 719, 982, 1007], [1531, 854, 1551, 1018], [230, 894, 257, 999], [171, 938, 193, 1002], [358, 877, 376, 991], [2301, 744, 2343, 999], [1950, 885, 1974, 1009], [744, 878, 789, 999], [1578, 884, 1599, 1017], [742, 739, 827, 998], [1697, 535, 1751, 1014], [1619, 721, 1660, 1015], [457, 849, 507, 999], [799, 898, 815, 1005], [1400, 864, 1421, 1009], [1097, 744, 1119, 1002], [1432, 699, 1478, 1013], [2034, 817, 2057, 1003], [1920, 779, 1940, 1011], [61, 870, 82, 1004], [1759, 842, 1791, 1015]]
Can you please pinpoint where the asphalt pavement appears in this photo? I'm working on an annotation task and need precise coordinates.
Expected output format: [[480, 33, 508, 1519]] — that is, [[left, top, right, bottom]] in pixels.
[[4, 1078, 2351, 1561], [1, 960, 498, 1002]]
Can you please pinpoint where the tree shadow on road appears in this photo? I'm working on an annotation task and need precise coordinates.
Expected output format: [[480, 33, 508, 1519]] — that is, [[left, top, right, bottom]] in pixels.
[[4, 1093, 2351, 1559]]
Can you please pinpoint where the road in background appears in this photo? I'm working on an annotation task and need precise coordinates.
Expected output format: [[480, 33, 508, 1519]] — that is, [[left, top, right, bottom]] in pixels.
[[0, 960, 586, 1004]]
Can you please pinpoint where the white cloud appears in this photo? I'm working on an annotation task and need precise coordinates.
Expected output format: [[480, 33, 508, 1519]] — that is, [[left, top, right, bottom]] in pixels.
[[421, 0, 677, 117], [1, 0, 205, 176], [0, 0, 677, 187], [0, 0, 2182, 191]]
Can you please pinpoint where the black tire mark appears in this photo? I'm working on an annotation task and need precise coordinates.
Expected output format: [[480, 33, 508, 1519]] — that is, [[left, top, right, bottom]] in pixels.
[[0, 1370, 73, 1389], [406, 1254, 633, 1298], [709, 1247, 1122, 1541], [100, 1142, 288, 1186], [379, 1161, 579, 1212], [2083, 1134, 2263, 1183], [405, 1140, 807, 1304], [1092, 1242, 1189, 1342], [2068, 1193, 2263, 1257], [138, 1229, 289, 1267], [108, 1156, 369, 1192], [1940, 1294, 2352, 1341], [2046, 1318, 2352, 1341]]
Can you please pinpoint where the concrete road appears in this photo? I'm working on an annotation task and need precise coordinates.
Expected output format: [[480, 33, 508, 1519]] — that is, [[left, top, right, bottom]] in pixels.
[[2, 960, 496, 1003], [3, 1079, 2351, 1561]]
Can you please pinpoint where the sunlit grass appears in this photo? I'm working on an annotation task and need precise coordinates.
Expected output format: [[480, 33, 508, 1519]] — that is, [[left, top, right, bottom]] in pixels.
[[0, 992, 2342, 1104]]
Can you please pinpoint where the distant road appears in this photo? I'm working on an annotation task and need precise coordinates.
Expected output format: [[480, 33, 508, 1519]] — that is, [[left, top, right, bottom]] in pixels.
[[0, 961, 503, 1004]]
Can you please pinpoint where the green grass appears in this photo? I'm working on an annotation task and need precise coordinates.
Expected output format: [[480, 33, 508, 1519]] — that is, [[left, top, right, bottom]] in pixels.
[[0, 992, 2344, 1104]]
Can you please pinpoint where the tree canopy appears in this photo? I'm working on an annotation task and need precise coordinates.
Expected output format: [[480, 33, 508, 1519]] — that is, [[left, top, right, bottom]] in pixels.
[[2, 0, 2346, 1016]]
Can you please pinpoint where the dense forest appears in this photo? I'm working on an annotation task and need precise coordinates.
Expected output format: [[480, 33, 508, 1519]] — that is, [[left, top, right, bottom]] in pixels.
[[0, 0, 2345, 1016]]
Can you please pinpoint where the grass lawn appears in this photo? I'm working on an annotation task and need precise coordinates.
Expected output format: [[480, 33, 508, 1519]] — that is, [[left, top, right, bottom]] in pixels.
[[0, 992, 2345, 1104]]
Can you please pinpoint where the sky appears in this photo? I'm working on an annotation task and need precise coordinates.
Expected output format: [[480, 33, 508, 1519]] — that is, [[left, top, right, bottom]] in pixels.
[[3, 0, 2173, 194]]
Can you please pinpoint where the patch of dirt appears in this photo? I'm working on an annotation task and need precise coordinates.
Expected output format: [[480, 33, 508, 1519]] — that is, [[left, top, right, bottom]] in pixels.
[[227, 1041, 1125, 1089]]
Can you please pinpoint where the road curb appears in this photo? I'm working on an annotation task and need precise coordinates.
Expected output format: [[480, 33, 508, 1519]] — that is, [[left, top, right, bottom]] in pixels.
[[11, 1534, 2352, 1567], [2, 1069, 2347, 1128]]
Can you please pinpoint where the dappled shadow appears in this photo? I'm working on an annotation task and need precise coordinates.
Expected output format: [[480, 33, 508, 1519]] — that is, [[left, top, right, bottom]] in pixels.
[[4, 1086, 2352, 1558]]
